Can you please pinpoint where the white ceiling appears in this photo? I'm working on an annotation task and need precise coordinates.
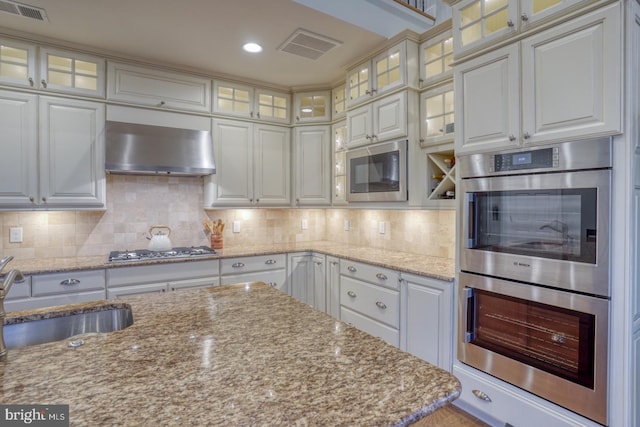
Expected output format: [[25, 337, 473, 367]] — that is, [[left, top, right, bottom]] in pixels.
[[0, 0, 442, 89]]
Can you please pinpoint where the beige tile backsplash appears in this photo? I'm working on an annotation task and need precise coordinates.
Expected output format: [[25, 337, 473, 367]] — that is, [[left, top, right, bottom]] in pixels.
[[0, 176, 455, 260]]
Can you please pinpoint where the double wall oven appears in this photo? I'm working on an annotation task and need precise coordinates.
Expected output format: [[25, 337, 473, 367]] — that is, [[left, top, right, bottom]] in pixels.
[[458, 138, 611, 425]]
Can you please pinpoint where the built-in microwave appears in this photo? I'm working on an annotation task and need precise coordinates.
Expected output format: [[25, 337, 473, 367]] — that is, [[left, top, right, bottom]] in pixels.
[[346, 140, 407, 202]]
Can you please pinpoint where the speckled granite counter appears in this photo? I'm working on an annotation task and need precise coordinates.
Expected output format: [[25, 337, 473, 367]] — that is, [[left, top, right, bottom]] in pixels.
[[6, 241, 455, 282], [0, 282, 461, 426]]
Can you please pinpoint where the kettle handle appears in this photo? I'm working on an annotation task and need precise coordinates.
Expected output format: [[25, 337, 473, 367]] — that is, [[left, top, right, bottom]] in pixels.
[[149, 225, 171, 236]]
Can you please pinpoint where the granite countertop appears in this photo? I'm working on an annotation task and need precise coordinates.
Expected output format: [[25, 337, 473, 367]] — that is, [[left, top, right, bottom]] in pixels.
[[0, 282, 461, 426], [7, 241, 455, 282]]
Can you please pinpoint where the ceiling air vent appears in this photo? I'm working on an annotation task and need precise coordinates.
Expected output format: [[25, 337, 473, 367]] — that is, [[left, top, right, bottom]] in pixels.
[[278, 29, 342, 60], [0, 0, 48, 21]]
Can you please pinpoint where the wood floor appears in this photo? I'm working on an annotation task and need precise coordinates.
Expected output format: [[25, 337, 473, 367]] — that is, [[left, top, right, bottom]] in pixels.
[[412, 404, 489, 427]]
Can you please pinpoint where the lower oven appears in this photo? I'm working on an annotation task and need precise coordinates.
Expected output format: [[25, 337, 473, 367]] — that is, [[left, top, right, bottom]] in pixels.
[[458, 271, 609, 425]]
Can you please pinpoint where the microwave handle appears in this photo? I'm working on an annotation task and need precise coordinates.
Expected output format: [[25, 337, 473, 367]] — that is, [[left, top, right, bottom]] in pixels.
[[465, 193, 477, 248], [464, 287, 475, 343]]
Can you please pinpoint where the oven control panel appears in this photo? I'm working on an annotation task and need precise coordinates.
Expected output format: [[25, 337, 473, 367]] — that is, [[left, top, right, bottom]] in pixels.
[[490, 147, 559, 172]]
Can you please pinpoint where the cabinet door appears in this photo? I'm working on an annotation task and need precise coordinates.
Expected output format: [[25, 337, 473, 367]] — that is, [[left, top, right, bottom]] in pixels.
[[420, 83, 454, 148], [40, 47, 105, 98], [402, 275, 452, 370], [373, 42, 406, 96], [373, 91, 407, 143], [455, 43, 520, 154], [39, 97, 106, 208], [521, 0, 590, 29], [346, 61, 371, 107], [312, 254, 326, 313], [346, 103, 372, 147], [326, 256, 340, 318], [255, 88, 290, 124], [253, 124, 290, 206], [0, 91, 38, 206], [521, 3, 622, 145], [107, 61, 210, 112], [294, 126, 331, 206], [213, 80, 253, 119], [0, 38, 37, 88], [420, 30, 453, 87], [288, 252, 312, 303], [210, 119, 253, 206], [294, 91, 331, 123], [332, 84, 347, 119], [452, 0, 517, 55]]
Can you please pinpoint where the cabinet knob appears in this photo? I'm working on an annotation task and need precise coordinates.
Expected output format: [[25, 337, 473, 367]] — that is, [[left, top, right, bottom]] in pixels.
[[255, 198, 259, 203], [523, 132, 531, 139], [29, 196, 34, 203], [371, 88, 377, 95], [347, 265, 357, 273], [365, 134, 371, 140], [41, 197, 47, 203], [159, 101, 166, 107], [232, 262, 245, 268], [41, 79, 47, 88], [59, 278, 80, 286], [265, 259, 277, 265], [250, 111, 254, 117], [507, 19, 515, 28], [508, 134, 516, 141], [28, 77, 34, 86], [521, 13, 529, 21], [376, 273, 388, 281], [371, 134, 377, 139], [472, 390, 492, 402], [268, 282, 277, 287], [347, 290, 357, 298], [375, 301, 387, 310]]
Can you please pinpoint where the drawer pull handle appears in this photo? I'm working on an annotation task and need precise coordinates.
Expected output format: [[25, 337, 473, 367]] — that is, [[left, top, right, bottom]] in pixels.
[[265, 259, 277, 265], [268, 282, 277, 287], [347, 290, 357, 298], [60, 278, 80, 286], [375, 301, 387, 310], [347, 266, 357, 273], [232, 262, 245, 268], [472, 389, 492, 402], [376, 273, 387, 280]]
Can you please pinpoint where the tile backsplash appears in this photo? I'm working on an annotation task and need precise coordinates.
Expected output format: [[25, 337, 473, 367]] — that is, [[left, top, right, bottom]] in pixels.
[[0, 176, 455, 260]]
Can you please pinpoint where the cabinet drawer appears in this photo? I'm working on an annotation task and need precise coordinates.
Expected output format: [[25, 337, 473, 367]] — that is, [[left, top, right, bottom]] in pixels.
[[220, 254, 286, 275], [106, 260, 219, 287], [340, 260, 399, 290], [220, 269, 287, 293], [340, 306, 399, 347], [168, 276, 219, 291], [5, 290, 106, 312], [340, 276, 399, 328], [107, 283, 167, 299], [32, 270, 105, 296]]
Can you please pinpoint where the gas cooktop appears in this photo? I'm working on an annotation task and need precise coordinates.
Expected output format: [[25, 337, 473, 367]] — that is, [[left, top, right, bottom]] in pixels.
[[107, 246, 216, 263]]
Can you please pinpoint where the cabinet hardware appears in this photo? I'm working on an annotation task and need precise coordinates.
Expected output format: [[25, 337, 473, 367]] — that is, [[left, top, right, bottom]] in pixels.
[[59, 278, 80, 286], [41, 197, 47, 203], [256, 198, 260, 203], [29, 196, 34, 203], [507, 19, 515, 27], [376, 273, 387, 281], [265, 259, 277, 265], [41, 79, 47, 88], [472, 389, 492, 402], [508, 134, 516, 141], [347, 266, 357, 272], [28, 77, 34, 86], [232, 262, 245, 268], [314, 262, 322, 266], [375, 301, 387, 309], [371, 88, 377, 95], [268, 282, 277, 287], [159, 101, 166, 107], [523, 132, 531, 139], [347, 290, 357, 298], [521, 13, 529, 21]]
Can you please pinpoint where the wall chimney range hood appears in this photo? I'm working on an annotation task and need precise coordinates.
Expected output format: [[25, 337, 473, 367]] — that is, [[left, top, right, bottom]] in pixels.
[[105, 121, 216, 176]]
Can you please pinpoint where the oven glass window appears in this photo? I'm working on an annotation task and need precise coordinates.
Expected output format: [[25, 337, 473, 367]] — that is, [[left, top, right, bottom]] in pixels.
[[468, 188, 597, 263], [469, 289, 595, 388], [350, 150, 400, 193]]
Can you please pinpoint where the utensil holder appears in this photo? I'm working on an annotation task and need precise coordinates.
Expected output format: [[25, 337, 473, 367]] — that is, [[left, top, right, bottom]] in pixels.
[[211, 234, 223, 250]]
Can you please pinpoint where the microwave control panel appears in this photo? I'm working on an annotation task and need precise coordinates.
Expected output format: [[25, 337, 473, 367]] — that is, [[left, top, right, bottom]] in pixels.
[[490, 147, 559, 173]]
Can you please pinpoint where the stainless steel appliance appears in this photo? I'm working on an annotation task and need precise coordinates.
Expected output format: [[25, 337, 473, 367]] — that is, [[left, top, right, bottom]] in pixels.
[[457, 138, 611, 425], [346, 140, 407, 202], [107, 246, 216, 263]]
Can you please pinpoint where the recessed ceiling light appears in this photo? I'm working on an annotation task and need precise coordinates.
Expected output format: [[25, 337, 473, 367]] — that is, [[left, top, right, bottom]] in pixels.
[[243, 42, 263, 53]]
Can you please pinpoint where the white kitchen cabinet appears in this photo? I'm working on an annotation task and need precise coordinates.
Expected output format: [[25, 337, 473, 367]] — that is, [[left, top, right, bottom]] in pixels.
[[206, 118, 290, 207], [287, 252, 326, 312], [332, 121, 348, 206], [420, 82, 454, 148], [39, 47, 105, 98], [0, 38, 37, 88], [107, 61, 211, 112], [332, 83, 347, 120], [346, 91, 408, 148], [455, 3, 621, 154], [339, 260, 400, 347], [400, 273, 453, 370], [213, 80, 290, 124], [326, 256, 340, 319], [294, 125, 331, 206], [293, 91, 331, 123], [6, 270, 106, 312], [346, 40, 416, 107], [0, 94, 106, 209], [220, 254, 287, 293], [419, 26, 453, 88], [450, 0, 592, 57]]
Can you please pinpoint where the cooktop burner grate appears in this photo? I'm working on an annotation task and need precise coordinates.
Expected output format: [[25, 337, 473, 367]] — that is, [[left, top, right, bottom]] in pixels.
[[108, 246, 216, 262]]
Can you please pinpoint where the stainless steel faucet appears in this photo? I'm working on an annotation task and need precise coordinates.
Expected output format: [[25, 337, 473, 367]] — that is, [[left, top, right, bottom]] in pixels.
[[540, 220, 571, 244], [0, 256, 25, 359]]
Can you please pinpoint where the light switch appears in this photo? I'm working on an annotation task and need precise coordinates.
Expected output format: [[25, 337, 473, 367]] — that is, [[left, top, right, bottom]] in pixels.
[[378, 221, 386, 234], [343, 219, 350, 231], [9, 227, 23, 243], [232, 221, 241, 233], [301, 219, 308, 230]]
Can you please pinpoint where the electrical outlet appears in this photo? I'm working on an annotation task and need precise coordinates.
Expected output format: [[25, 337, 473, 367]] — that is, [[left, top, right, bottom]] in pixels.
[[232, 221, 241, 233], [9, 227, 23, 243], [343, 219, 350, 231], [301, 219, 308, 230], [378, 221, 386, 234]]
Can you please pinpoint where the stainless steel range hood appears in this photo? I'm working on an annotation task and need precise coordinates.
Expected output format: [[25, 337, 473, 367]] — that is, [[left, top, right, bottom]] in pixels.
[[105, 121, 215, 176]]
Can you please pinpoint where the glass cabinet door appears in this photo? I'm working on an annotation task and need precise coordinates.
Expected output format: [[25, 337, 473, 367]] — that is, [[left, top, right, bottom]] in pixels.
[[39, 48, 104, 97], [373, 43, 405, 96], [294, 91, 330, 123], [347, 62, 370, 106], [0, 38, 36, 88], [453, 0, 516, 53], [421, 83, 454, 147], [420, 32, 453, 85]]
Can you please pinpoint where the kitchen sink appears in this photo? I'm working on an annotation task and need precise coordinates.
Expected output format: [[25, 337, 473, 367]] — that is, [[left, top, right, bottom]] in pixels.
[[3, 305, 133, 349]]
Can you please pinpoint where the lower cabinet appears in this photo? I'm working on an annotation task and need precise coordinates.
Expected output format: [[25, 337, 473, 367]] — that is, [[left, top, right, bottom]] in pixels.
[[106, 260, 219, 298], [5, 269, 106, 312], [400, 272, 453, 370], [326, 256, 340, 318], [220, 254, 287, 293], [287, 252, 327, 312]]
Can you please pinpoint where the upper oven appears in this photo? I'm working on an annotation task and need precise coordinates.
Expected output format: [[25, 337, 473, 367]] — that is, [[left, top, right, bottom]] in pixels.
[[459, 138, 612, 297]]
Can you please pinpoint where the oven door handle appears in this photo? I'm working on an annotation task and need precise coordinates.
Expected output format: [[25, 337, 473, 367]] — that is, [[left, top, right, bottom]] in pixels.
[[465, 193, 478, 248], [464, 287, 475, 343]]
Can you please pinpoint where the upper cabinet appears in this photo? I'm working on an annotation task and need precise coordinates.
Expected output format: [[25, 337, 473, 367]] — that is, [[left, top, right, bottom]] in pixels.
[[293, 91, 331, 123], [454, 2, 622, 154], [0, 39, 105, 98], [451, 0, 596, 57], [420, 82, 454, 148], [107, 61, 210, 112], [332, 83, 347, 120], [419, 28, 453, 87], [213, 80, 290, 124], [347, 91, 408, 148], [346, 40, 418, 107], [294, 125, 331, 206]]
